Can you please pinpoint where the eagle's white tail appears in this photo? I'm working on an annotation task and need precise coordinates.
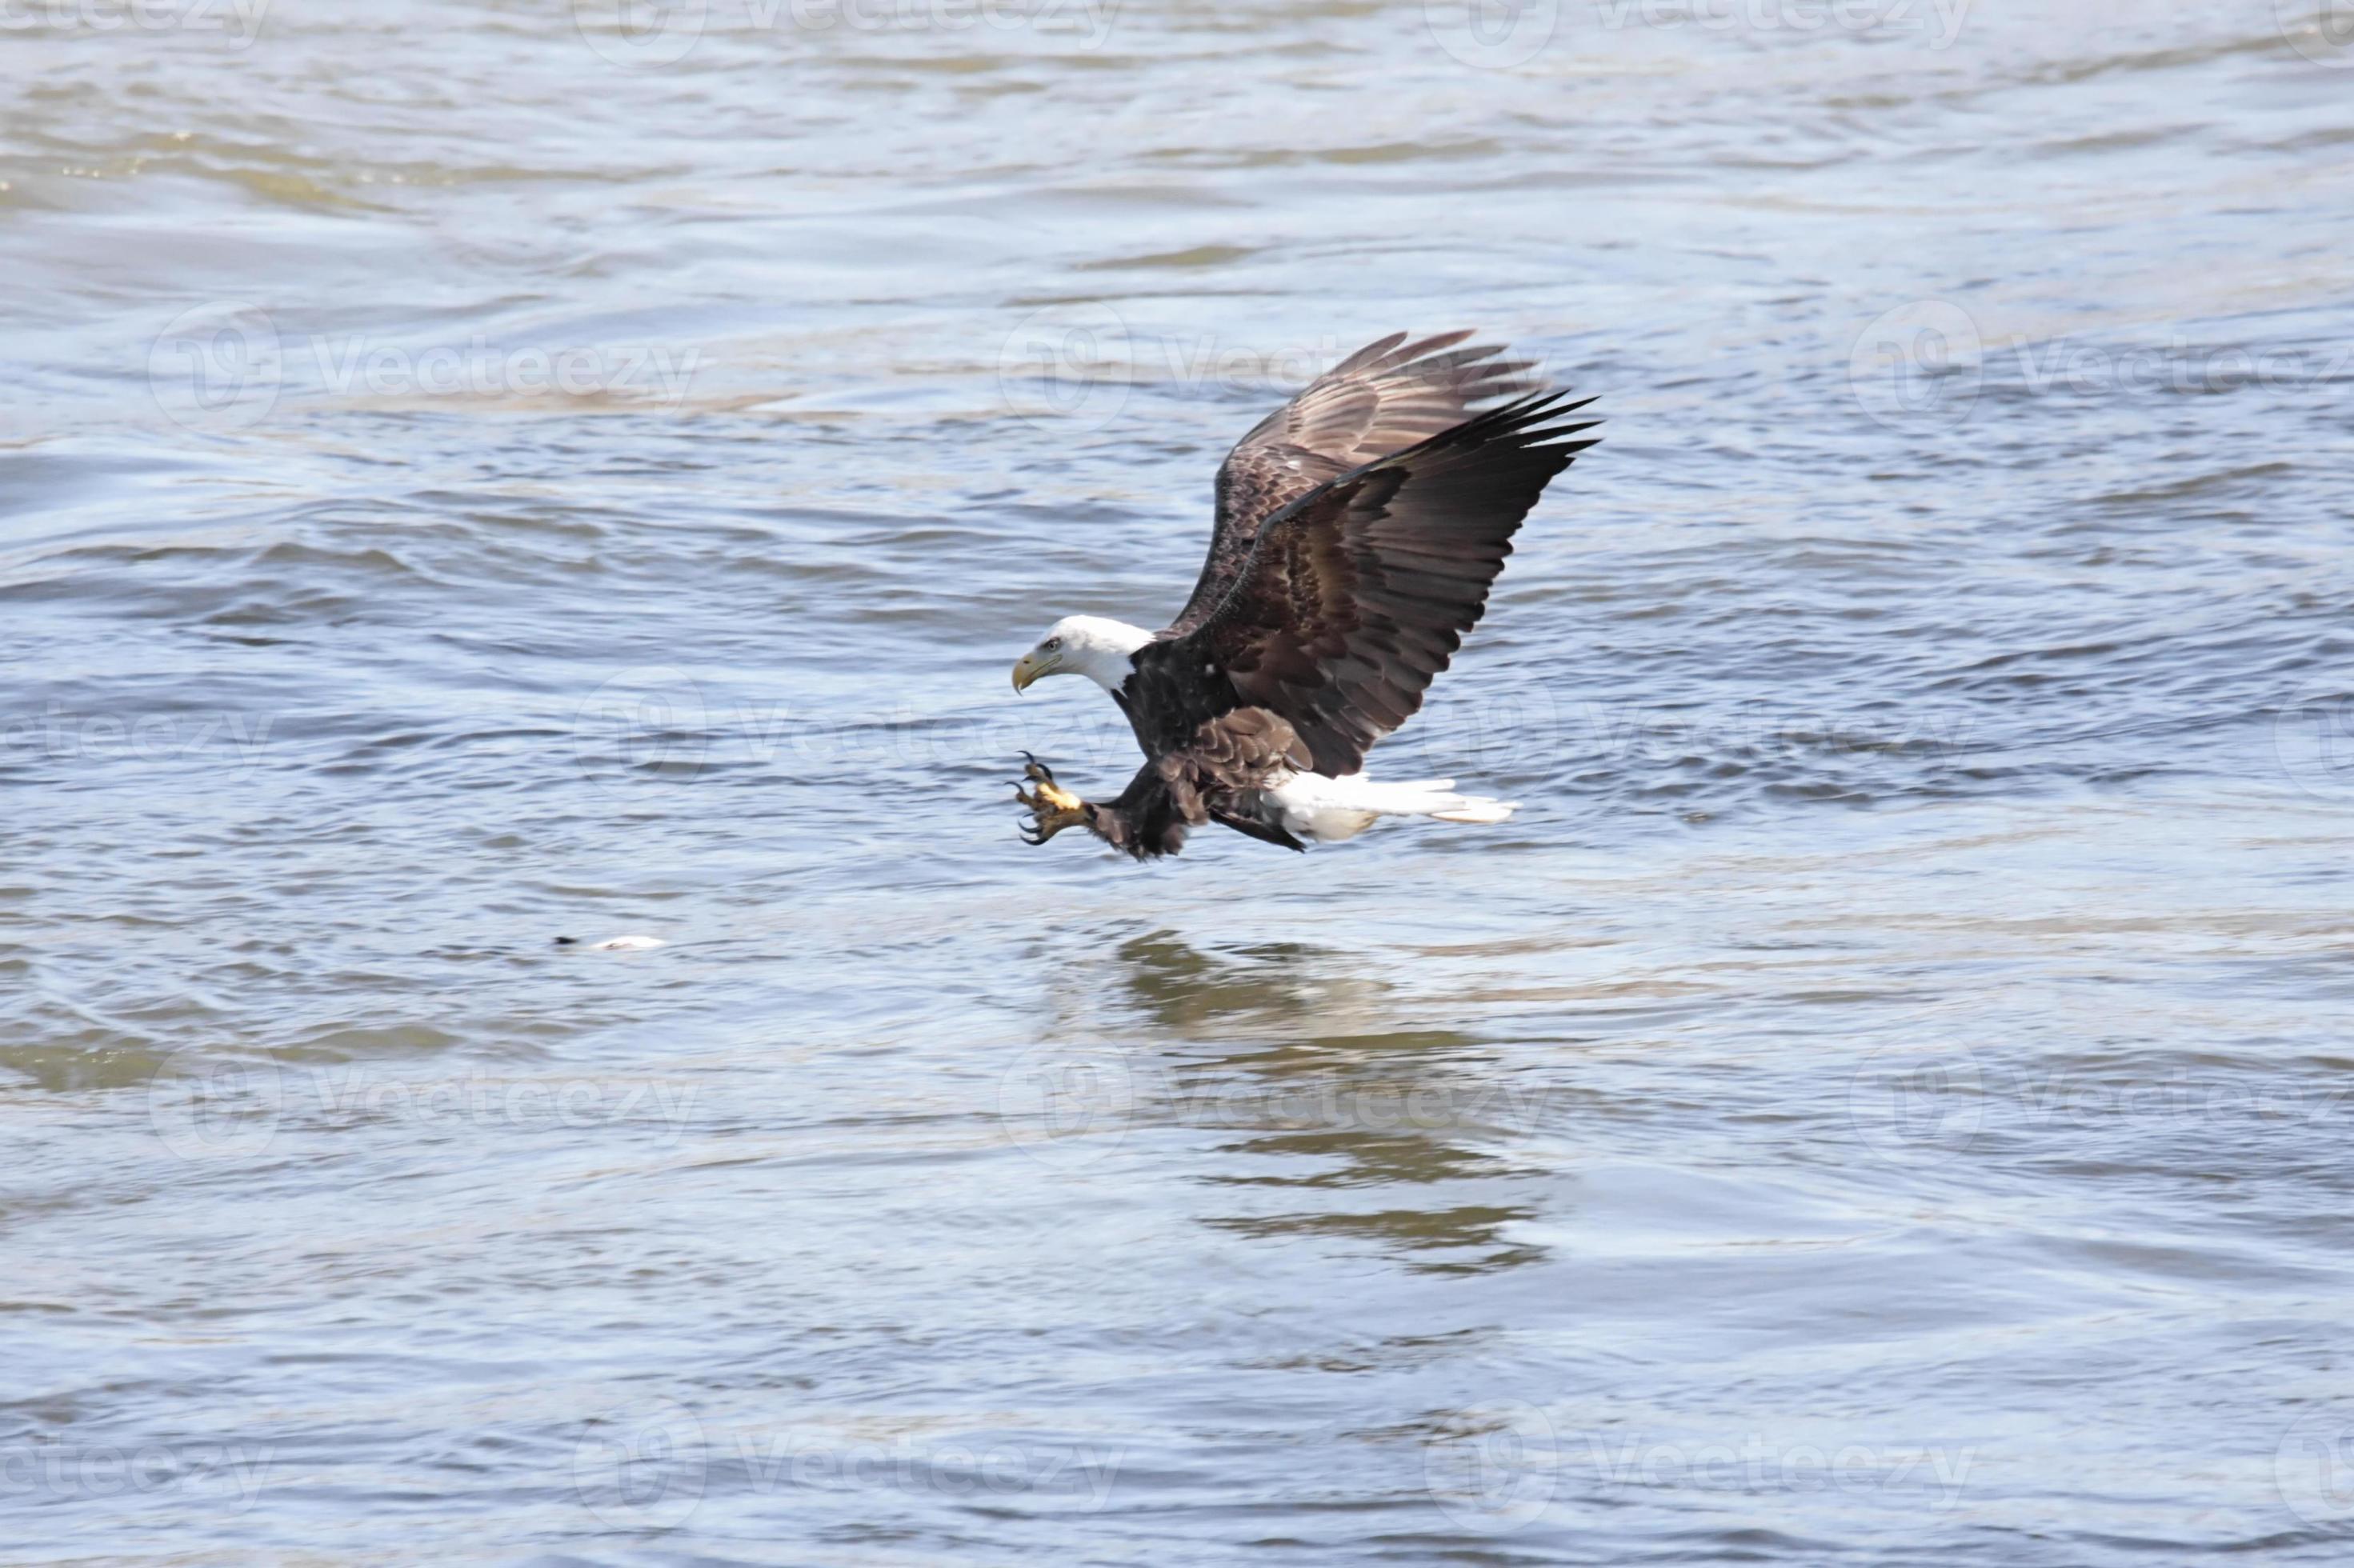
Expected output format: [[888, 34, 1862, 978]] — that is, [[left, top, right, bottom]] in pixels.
[[1270, 773, 1518, 842]]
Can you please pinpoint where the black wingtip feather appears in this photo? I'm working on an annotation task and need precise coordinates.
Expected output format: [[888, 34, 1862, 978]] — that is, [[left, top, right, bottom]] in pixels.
[[1367, 386, 1603, 473]]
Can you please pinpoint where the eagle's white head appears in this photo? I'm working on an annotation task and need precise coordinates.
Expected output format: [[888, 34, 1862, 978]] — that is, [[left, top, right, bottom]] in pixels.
[[1011, 614, 1152, 694]]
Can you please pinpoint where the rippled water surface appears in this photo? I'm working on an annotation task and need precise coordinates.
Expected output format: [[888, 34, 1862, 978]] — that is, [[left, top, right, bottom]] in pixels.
[[6, 2, 2354, 1562]]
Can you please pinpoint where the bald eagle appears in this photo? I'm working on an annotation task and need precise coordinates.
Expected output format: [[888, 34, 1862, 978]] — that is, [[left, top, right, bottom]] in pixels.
[[1009, 330, 1599, 859]]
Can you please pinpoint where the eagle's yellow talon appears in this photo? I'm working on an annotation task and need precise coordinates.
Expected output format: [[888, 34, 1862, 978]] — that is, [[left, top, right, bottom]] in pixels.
[[1015, 758, 1088, 844]]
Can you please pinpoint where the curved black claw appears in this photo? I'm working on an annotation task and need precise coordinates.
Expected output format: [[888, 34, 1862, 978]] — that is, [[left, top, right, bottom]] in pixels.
[[1012, 754, 1085, 846]]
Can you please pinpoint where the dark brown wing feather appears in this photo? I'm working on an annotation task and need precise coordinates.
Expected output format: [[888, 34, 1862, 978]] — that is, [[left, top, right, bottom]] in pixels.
[[1164, 331, 1539, 636], [1175, 390, 1599, 778]]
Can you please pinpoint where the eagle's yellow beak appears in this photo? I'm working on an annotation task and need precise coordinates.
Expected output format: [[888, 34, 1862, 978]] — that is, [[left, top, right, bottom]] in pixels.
[[1011, 650, 1055, 692]]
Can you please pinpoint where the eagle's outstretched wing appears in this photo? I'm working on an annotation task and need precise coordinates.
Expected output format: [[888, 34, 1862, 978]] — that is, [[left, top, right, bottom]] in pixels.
[[1168, 390, 1599, 778], [1163, 331, 1539, 637]]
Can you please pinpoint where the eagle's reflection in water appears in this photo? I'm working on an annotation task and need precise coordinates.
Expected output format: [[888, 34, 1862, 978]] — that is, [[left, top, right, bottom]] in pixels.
[[1083, 926, 1552, 1275]]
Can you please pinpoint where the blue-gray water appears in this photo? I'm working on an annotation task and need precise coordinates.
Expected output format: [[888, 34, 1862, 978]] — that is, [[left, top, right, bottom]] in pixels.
[[6, 2, 2354, 1562]]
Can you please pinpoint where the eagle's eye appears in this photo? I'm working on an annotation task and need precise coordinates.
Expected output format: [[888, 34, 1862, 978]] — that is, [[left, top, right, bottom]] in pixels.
[[1044, 637, 1062, 651]]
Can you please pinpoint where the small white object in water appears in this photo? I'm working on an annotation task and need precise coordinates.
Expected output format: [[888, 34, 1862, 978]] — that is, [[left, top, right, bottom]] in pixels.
[[558, 934, 667, 952]]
